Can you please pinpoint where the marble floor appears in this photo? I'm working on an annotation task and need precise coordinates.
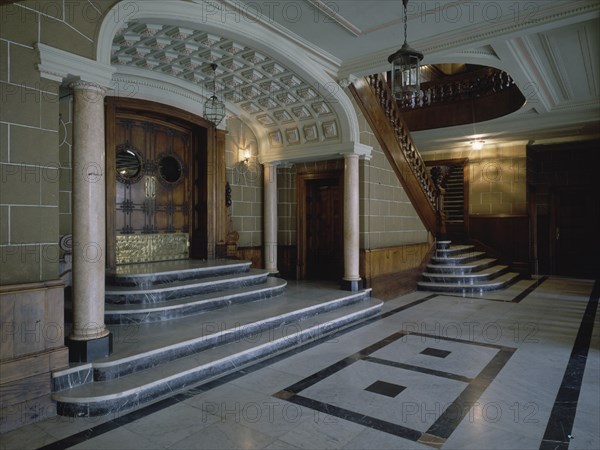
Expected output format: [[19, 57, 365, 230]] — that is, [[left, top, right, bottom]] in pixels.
[[1, 277, 598, 450]]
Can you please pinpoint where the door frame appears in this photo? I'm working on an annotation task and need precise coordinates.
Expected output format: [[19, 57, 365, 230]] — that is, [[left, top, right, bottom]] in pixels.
[[296, 170, 343, 280], [105, 97, 224, 269]]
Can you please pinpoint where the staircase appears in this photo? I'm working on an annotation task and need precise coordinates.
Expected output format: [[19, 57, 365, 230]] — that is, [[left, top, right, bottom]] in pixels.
[[418, 241, 520, 293], [53, 260, 381, 417], [443, 165, 465, 230], [349, 74, 442, 235]]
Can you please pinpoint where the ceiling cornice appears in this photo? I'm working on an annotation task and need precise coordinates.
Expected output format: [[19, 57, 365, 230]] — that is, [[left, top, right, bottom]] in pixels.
[[216, 0, 342, 71], [338, 0, 600, 78]]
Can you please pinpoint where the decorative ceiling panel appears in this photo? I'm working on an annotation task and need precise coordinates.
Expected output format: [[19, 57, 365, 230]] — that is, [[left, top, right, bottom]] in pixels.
[[111, 21, 339, 146]]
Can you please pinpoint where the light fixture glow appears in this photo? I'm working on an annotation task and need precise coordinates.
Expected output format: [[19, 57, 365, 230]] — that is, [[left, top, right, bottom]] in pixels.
[[471, 140, 485, 150], [240, 148, 251, 163]]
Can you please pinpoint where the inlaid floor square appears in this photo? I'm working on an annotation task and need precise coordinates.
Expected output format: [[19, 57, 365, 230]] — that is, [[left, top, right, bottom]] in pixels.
[[420, 347, 451, 358], [364, 380, 406, 398]]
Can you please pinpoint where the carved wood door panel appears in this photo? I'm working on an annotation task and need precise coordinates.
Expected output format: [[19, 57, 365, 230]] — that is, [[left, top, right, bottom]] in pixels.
[[306, 178, 343, 280], [114, 117, 192, 264]]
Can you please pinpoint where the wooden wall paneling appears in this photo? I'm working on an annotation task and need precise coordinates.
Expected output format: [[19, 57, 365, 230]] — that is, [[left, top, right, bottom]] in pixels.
[[360, 242, 433, 300], [235, 247, 263, 269], [205, 126, 216, 259], [215, 131, 227, 247], [468, 215, 530, 274], [0, 282, 68, 432]]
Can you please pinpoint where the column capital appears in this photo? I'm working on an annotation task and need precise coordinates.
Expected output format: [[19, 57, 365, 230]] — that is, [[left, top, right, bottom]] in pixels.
[[70, 81, 108, 95]]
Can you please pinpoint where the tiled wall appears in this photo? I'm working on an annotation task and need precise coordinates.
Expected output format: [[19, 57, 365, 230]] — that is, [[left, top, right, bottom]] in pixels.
[[423, 144, 527, 215], [353, 98, 429, 249], [225, 117, 263, 247], [0, 7, 62, 284]]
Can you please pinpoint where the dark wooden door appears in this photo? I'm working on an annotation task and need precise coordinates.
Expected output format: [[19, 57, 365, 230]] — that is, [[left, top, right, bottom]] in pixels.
[[306, 179, 343, 280], [552, 187, 600, 278], [114, 117, 193, 263]]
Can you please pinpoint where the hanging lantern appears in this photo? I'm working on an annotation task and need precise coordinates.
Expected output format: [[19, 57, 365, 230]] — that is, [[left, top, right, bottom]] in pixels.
[[388, 0, 423, 102], [203, 63, 226, 126]]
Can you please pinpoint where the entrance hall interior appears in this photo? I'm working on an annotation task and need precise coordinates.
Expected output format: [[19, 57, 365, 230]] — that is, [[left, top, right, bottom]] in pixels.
[[0, 1, 599, 449]]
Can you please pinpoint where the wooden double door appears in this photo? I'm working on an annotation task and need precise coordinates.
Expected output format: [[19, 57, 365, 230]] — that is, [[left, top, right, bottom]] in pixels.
[[106, 98, 217, 268]]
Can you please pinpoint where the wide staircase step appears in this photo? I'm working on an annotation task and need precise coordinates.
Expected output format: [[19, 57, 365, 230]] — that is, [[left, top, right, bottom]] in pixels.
[[53, 260, 382, 417], [105, 269, 270, 304], [106, 259, 252, 287], [418, 241, 519, 293], [105, 277, 287, 324]]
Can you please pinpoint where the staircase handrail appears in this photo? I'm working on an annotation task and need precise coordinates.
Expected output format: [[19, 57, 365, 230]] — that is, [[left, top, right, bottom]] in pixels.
[[350, 74, 442, 234]]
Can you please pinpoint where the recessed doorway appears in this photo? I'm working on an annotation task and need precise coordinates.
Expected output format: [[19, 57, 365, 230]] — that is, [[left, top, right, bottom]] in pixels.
[[297, 172, 343, 281]]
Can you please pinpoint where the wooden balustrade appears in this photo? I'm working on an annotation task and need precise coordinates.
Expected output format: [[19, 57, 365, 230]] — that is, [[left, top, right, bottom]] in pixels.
[[400, 67, 517, 110], [349, 75, 443, 235]]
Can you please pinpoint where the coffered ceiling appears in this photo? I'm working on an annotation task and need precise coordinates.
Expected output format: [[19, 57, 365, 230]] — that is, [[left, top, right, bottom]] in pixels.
[[111, 21, 341, 150], [107, 0, 600, 153]]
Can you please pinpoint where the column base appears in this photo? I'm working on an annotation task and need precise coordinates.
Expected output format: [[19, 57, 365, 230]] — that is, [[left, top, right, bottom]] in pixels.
[[66, 333, 113, 363], [267, 271, 281, 278], [340, 278, 363, 292]]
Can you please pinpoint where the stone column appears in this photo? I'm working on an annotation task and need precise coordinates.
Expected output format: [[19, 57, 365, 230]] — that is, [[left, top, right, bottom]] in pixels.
[[341, 154, 362, 291], [264, 162, 279, 275], [66, 82, 112, 362]]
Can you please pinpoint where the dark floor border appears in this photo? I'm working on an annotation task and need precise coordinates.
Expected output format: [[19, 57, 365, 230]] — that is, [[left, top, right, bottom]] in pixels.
[[274, 330, 516, 448], [539, 278, 600, 450]]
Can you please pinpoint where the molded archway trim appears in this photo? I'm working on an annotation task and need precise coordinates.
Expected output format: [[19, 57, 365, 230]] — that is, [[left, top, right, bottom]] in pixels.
[[95, 0, 368, 161]]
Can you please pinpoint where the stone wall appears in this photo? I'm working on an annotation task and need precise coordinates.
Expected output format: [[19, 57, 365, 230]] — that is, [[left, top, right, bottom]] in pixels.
[[0, 2, 116, 430], [353, 97, 429, 248], [422, 144, 527, 216], [225, 117, 263, 248]]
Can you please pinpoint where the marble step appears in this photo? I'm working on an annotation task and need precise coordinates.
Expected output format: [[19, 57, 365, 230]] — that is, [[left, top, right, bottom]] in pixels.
[[436, 240, 452, 250], [106, 259, 252, 287], [432, 251, 486, 265], [57, 288, 375, 388], [105, 269, 270, 305], [417, 272, 520, 293], [422, 265, 509, 284], [53, 294, 382, 417], [105, 277, 287, 324], [427, 257, 497, 274], [435, 244, 476, 257]]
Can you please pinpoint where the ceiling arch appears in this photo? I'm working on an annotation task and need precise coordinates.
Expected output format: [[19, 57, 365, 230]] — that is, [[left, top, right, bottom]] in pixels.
[[96, 0, 368, 163]]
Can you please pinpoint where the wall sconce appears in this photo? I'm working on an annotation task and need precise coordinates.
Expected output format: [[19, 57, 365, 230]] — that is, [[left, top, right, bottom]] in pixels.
[[470, 140, 485, 150], [239, 148, 251, 164]]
